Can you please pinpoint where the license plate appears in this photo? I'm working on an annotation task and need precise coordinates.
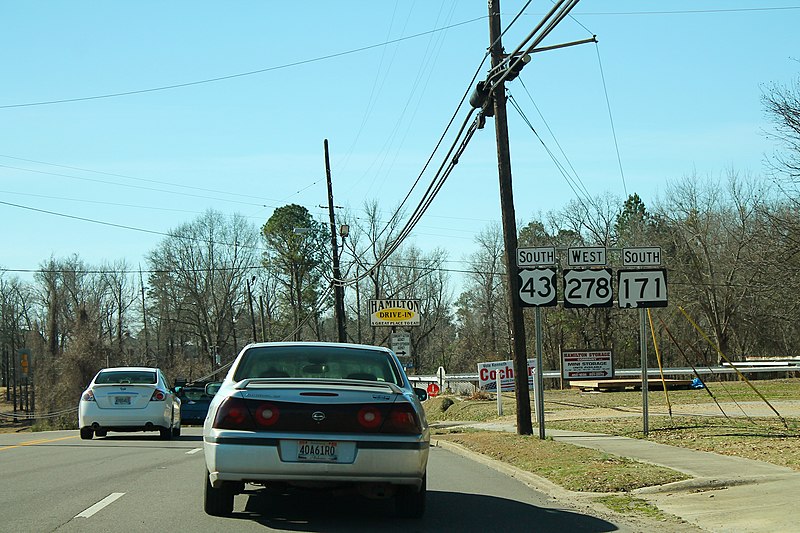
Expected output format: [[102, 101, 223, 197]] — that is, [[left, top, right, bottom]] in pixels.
[[114, 396, 131, 405], [297, 440, 338, 462]]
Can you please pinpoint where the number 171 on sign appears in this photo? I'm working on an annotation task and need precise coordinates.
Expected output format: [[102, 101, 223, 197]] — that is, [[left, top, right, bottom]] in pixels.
[[518, 268, 557, 307]]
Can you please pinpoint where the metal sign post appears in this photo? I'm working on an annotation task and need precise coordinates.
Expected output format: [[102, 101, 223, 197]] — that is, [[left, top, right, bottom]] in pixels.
[[534, 307, 545, 439], [640, 307, 649, 436]]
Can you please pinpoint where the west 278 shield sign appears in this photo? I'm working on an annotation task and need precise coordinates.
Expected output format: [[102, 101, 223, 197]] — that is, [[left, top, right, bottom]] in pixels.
[[563, 268, 613, 308]]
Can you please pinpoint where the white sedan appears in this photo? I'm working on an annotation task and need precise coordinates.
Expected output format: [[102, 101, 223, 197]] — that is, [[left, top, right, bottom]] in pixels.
[[203, 342, 430, 518], [78, 366, 181, 440]]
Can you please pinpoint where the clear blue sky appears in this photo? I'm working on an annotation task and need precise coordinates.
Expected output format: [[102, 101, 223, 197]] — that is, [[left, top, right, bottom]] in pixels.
[[1, 1, 798, 285]]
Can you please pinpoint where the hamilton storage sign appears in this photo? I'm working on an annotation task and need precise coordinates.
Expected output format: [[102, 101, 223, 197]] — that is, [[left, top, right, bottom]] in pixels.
[[369, 299, 421, 327]]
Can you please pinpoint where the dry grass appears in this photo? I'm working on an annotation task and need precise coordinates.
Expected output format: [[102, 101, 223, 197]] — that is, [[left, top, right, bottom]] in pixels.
[[435, 429, 688, 492], [426, 378, 800, 471]]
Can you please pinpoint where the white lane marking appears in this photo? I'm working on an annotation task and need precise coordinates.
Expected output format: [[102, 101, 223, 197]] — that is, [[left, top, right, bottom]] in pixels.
[[75, 493, 125, 518], [186, 447, 203, 455]]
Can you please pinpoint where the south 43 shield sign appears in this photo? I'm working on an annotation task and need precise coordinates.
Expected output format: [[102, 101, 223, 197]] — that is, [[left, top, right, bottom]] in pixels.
[[563, 268, 613, 308], [518, 268, 557, 307]]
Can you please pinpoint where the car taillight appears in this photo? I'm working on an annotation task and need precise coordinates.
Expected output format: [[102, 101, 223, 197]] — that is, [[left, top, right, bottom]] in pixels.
[[213, 397, 256, 430], [82, 390, 95, 402], [384, 404, 422, 434], [254, 403, 280, 427], [357, 406, 383, 429], [150, 390, 166, 401]]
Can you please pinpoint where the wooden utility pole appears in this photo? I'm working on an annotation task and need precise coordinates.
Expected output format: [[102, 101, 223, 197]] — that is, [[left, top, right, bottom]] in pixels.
[[487, 0, 532, 435], [324, 139, 347, 343]]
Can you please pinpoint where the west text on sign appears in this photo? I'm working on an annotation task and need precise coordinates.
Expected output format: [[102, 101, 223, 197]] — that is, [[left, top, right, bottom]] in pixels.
[[567, 247, 606, 267]]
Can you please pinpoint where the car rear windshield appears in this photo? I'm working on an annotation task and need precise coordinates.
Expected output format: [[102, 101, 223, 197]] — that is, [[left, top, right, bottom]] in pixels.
[[95, 370, 157, 385], [179, 388, 212, 401], [233, 345, 403, 385]]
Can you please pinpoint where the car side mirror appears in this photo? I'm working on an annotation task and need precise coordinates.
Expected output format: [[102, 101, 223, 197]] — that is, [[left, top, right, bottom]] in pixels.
[[205, 382, 222, 397], [413, 387, 428, 402]]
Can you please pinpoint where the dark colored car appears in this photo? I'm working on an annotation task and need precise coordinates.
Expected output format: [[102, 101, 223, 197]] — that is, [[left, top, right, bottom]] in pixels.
[[178, 385, 214, 425]]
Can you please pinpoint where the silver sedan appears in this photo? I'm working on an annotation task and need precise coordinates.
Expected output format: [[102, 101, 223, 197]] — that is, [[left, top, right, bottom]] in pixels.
[[203, 342, 430, 518]]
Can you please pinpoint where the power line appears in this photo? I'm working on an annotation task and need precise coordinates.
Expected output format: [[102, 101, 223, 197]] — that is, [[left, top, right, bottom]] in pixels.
[[570, 6, 800, 16], [0, 163, 268, 208], [0, 17, 486, 110], [594, 43, 627, 197], [0, 154, 278, 202]]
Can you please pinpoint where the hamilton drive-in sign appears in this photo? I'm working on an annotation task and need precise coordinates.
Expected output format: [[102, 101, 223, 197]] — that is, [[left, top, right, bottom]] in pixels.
[[369, 299, 420, 327]]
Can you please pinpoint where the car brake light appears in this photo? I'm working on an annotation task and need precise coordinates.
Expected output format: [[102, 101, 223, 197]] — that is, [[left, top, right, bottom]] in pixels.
[[384, 404, 421, 434], [82, 390, 95, 402], [357, 406, 383, 429], [150, 390, 166, 401], [213, 397, 256, 430], [254, 403, 280, 427]]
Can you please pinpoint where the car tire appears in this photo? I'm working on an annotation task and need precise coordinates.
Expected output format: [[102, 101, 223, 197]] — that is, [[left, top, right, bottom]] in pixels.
[[159, 427, 172, 440], [95, 429, 107, 437], [204, 470, 234, 516], [396, 474, 426, 518], [172, 425, 181, 438], [79, 427, 94, 440]]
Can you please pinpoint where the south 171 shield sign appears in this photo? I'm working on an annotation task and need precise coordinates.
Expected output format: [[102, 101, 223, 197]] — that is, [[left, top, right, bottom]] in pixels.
[[518, 268, 557, 307], [617, 269, 668, 308]]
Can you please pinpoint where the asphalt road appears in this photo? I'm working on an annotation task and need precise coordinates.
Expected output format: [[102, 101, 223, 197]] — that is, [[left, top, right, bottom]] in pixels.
[[0, 428, 630, 532]]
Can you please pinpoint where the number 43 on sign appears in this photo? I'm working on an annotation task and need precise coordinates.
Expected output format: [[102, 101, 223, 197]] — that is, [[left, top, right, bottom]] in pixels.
[[518, 268, 557, 307]]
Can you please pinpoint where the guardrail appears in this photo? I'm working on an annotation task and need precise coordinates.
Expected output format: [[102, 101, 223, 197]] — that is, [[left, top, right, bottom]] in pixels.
[[408, 364, 800, 386]]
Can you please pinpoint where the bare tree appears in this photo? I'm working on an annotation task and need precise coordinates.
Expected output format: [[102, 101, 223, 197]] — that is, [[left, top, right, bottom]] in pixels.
[[654, 171, 770, 361], [148, 209, 259, 370]]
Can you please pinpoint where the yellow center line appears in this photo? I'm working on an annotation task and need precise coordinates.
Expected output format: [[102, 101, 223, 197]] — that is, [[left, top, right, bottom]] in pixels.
[[0, 435, 78, 452]]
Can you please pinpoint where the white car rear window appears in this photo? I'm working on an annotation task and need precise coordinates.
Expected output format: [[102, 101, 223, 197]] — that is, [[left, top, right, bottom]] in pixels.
[[95, 371, 157, 384], [233, 346, 403, 385]]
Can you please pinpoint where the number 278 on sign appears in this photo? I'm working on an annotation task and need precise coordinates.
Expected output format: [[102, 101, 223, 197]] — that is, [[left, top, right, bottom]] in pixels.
[[518, 268, 557, 307]]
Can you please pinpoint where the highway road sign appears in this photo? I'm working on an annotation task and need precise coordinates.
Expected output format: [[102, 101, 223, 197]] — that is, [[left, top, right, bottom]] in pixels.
[[567, 247, 606, 266], [517, 247, 556, 267], [562, 349, 613, 380], [622, 247, 662, 266], [618, 269, 668, 308], [390, 332, 411, 358], [19, 348, 31, 378], [518, 268, 557, 307], [426, 383, 440, 397], [563, 268, 613, 308]]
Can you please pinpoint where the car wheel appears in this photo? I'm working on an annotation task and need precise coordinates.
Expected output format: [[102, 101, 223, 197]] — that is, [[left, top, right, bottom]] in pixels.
[[172, 425, 181, 438], [159, 427, 172, 440], [79, 427, 94, 440], [204, 470, 234, 516], [95, 429, 107, 437], [396, 474, 426, 518]]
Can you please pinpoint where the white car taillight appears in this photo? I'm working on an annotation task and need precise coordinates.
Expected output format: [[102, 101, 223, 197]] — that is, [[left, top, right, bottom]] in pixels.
[[150, 390, 166, 401], [81, 390, 95, 402]]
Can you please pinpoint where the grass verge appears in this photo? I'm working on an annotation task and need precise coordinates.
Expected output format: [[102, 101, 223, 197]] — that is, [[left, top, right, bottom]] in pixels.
[[593, 494, 669, 520], [434, 428, 688, 492]]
